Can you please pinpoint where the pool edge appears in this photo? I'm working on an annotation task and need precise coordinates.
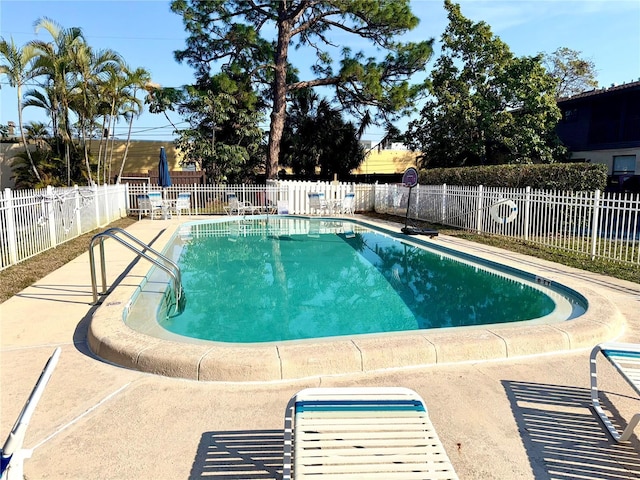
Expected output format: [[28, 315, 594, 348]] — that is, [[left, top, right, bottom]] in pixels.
[[87, 215, 627, 382]]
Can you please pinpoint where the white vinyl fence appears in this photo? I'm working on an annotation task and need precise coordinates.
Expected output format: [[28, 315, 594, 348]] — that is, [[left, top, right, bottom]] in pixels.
[[1, 184, 128, 270], [3, 180, 638, 270], [375, 184, 640, 265], [125, 180, 375, 215]]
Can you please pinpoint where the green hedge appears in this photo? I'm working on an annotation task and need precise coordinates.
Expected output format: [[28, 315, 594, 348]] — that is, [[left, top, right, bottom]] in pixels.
[[418, 163, 608, 191]]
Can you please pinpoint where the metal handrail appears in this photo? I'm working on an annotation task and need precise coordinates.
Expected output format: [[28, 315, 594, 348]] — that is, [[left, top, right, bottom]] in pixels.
[[89, 227, 183, 306]]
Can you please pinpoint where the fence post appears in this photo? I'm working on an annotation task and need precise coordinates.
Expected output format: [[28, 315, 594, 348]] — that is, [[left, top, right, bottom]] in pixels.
[[591, 189, 601, 260], [124, 183, 131, 215], [93, 184, 100, 227], [524, 186, 531, 241], [476, 185, 484, 233], [74, 185, 82, 235], [46, 185, 57, 248], [4, 188, 18, 265], [441, 184, 447, 223], [103, 183, 110, 224], [288, 182, 295, 214]]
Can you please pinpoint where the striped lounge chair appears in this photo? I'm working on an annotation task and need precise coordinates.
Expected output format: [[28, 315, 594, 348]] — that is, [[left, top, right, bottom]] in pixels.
[[283, 387, 459, 479], [590, 342, 640, 442]]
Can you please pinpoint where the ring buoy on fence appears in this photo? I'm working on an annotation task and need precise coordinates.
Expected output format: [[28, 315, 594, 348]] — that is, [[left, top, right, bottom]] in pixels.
[[489, 199, 518, 224]]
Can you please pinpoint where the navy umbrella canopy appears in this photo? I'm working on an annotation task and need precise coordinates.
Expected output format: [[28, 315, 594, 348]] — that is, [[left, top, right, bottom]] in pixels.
[[158, 147, 172, 189]]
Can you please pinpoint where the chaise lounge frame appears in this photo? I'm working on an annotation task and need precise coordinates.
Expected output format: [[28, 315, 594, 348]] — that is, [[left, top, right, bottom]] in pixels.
[[283, 387, 459, 479], [590, 342, 640, 442]]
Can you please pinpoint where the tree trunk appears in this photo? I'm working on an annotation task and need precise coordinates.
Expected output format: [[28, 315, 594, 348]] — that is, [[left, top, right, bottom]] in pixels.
[[80, 119, 94, 185], [97, 115, 108, 184], [17, 85, 42, 182], [118, 116, 135, 183], [266, 8, 292, 180]]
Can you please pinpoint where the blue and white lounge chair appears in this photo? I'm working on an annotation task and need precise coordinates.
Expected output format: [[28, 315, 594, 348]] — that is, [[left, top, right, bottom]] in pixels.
[[590, 342, 640, 442], [1, 348, 60, 480], [283, 387, 459, 479]]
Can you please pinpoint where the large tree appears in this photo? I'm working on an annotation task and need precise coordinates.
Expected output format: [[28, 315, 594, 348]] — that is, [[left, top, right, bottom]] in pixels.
[[171, 0, 433, 179], [405, 0, 565, 168], [544, 47, 598, 98], [170, 73, 266, 183]]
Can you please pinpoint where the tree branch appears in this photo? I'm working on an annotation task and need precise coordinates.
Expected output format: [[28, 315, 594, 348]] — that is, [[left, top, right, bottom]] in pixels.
[[287, 76, 341, 91]]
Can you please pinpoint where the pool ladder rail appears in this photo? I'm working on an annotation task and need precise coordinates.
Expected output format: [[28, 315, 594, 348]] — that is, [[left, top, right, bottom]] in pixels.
[[89, 227, 184, 314]]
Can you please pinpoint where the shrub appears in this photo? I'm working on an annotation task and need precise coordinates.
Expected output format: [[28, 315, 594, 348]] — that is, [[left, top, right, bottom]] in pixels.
[[418, 163, 607, 191]]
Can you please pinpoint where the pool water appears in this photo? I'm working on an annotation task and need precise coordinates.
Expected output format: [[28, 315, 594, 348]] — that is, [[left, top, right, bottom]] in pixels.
[[124, 218, 579, 343]]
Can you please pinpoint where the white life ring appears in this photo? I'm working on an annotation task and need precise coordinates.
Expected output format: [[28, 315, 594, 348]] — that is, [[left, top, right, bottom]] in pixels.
[[489, 199, 518, 224]]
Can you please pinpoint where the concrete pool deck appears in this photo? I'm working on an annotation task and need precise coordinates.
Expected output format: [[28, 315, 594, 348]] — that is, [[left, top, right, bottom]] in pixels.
[[1, 214, 640, 479]]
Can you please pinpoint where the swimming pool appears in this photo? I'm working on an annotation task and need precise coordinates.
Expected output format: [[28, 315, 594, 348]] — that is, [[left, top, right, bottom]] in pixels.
[[126, 218, 583, 344], [88, 216, 622, 381]]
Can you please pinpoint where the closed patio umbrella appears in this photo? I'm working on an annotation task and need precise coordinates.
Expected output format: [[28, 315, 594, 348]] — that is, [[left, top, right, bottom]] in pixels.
[[158, 147, 172, 192], [158, 147, 172, 218]]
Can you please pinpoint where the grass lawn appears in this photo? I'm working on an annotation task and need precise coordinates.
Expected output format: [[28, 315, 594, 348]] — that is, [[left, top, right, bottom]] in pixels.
[[0, 216, 137, 303], [0, 212, 637, 304], [363, 212, 639, 285]]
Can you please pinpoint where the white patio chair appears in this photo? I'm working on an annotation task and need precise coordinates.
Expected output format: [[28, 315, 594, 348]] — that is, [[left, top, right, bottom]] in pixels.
[[223, 193, 259, 215], [277, 200, 289, 214], [308, 193, 328, 215], [147, 192, 163, 209], [340, 193, 355, 215], [174, 192, 192, 216], [137, 194, 162, 220]]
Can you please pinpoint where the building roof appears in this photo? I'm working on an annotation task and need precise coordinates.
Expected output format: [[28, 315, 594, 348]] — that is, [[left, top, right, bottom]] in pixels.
[[557, 80, 640, 103]]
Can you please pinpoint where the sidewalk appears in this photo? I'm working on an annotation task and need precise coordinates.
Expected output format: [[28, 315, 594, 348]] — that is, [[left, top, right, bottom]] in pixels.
[[1, 216, 639, 479]]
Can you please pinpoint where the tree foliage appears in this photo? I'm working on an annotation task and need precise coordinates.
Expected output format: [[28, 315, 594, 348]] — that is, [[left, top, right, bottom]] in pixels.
[[544, 47, 598, 98], [169, 73, 266, 184], [1, 17, 151, 188], [9, 122, 76, 189], [171, 0, 433, 179], [0, 37, 42, 181], [280, 89, 364, 180], [405, 0, 566, 168]]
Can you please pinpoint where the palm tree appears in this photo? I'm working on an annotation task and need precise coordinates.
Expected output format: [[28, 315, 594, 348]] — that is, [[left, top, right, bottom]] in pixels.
[[31, 17, 85, 185], [0, 37, 43, 182], [23, 85, 58, 135], [68, 41, 122, 184], [117, 66, 150, 182], [24, 121, 50, 149], [98, 66, 131, 184]]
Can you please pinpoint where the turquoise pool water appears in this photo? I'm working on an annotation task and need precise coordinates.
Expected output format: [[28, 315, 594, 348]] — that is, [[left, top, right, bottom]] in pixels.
[[126, 218, 585, 343]]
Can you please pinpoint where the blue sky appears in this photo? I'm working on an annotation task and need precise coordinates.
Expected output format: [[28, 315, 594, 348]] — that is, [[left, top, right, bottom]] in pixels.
[[1, 0, 639, 145]]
